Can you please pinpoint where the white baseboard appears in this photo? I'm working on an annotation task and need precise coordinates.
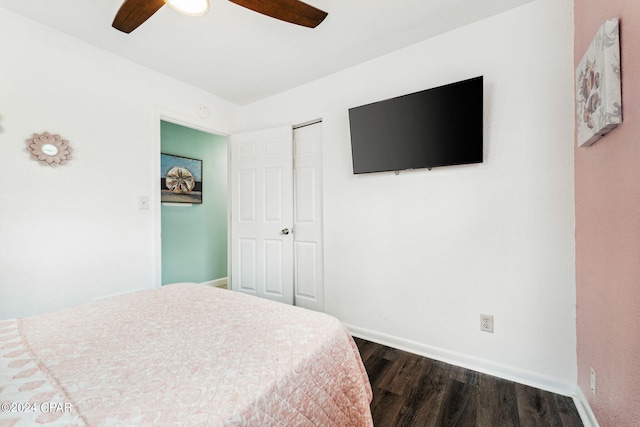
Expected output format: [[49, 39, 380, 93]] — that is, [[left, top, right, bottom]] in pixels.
[[573, 386, 600, 427], [346, 323, 577, 397], [201, 277, 228, 288]]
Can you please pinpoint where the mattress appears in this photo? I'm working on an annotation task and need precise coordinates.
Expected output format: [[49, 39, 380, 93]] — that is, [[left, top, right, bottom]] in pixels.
[[0, 283, 373, 426]]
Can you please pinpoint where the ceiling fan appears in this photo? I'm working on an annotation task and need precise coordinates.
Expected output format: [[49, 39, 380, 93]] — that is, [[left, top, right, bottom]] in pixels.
[[112, 0, 328, 33]]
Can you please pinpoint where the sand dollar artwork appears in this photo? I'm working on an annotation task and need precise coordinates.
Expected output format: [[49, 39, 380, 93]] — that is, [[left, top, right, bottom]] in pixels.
[[160, 153, 202, 204], [165, 166, 196, 193], [26, 132, 72, 166]]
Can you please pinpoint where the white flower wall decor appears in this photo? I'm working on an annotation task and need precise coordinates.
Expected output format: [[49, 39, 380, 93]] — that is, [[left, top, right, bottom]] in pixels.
[[576, 18, 622, 147]]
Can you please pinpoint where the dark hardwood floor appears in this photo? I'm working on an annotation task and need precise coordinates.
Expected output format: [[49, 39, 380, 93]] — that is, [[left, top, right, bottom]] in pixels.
[[354, 337, 583, 427]]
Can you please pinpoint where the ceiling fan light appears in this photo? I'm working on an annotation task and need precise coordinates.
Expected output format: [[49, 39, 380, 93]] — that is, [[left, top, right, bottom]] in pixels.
[[165, 0, 210, 17]]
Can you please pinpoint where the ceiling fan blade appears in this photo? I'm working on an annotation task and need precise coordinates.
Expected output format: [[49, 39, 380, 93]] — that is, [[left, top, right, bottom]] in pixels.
[[112, 0, 166, 33], [229, 0, 328, 28]]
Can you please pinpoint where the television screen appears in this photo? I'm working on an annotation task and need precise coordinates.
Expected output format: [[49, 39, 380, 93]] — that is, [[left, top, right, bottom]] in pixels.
[[348, 76, 483, 174]]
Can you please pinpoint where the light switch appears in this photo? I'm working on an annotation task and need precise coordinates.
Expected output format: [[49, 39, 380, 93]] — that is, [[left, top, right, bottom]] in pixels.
[[138, 196, 149, 210]]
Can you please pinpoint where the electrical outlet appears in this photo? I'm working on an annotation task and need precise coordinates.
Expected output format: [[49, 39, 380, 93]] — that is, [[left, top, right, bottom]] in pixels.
[[480, 314, 494, 333], [590, 367, 597, 395]]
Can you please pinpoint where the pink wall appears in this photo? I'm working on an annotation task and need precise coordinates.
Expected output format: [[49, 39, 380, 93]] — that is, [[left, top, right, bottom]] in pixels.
[[575, 0, 640, 426]]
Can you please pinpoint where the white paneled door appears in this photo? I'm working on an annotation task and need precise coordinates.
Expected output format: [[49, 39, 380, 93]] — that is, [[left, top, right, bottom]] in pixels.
[[230, 126, 294, 304]]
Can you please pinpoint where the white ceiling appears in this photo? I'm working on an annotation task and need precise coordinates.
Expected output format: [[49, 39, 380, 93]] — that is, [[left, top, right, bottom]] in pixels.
[[0, 0, 533, 105]]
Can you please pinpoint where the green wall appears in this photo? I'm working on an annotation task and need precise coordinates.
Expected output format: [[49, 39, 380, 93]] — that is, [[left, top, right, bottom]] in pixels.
[[161, 121, 228, 285]]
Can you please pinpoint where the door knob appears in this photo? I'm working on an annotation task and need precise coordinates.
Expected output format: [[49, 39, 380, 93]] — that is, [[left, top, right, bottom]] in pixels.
[[281, 228, 290, 235]]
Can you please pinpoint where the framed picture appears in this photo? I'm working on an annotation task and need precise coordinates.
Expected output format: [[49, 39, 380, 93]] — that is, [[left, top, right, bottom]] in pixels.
[[575, 18, 622, 147], [161, 153, 203, 204]]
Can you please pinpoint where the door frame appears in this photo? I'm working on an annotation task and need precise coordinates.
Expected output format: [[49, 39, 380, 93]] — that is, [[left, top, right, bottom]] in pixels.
[[152, 107, 230, 288]]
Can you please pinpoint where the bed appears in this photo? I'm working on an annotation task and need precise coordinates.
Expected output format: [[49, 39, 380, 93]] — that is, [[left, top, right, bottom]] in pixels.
[[0, 283, 373, 426]]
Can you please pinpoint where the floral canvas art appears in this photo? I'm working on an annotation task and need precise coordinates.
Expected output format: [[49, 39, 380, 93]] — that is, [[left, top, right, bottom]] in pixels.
[[576, 18, 622, 147]]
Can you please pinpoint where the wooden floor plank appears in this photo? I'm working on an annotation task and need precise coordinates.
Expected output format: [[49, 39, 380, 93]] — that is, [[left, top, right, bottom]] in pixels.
[[394, 361, 449, 427], [354, 338, 583, 427], [515, 383, 563, 427], [377, 351, 429, 396], [370, 388, 405, 426], [373, 341, 403, 362], [366, 354, 395, 391], [436, 379, 478, 426], [553, 394, 584, 427], [477, 373, 521, 426]]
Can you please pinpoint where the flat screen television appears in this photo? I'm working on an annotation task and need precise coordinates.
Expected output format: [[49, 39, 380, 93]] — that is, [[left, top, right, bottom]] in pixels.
[[348, 76, 483, 174]]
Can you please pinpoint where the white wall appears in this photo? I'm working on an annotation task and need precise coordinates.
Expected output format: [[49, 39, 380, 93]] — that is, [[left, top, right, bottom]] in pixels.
[[237, 0, 577, 393], [0, 7, 238, 319], [0, 0, 577, 396]]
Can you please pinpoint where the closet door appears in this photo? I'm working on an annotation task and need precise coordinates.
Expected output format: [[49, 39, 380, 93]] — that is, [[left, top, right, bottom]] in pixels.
[[293, 122, 324, 311], [230, 126, 294, 304]]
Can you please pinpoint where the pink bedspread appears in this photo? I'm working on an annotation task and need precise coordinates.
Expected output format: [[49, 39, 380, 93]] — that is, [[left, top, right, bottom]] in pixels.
[[0, 283, 373, 426]]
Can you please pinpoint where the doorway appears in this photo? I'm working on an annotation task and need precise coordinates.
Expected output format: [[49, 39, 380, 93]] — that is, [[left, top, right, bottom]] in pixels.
[[159, 120, 229, 287]]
